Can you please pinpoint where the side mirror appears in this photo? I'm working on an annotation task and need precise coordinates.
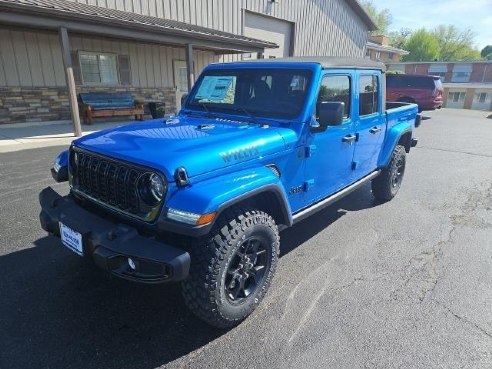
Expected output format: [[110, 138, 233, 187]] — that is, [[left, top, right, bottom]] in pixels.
[[181, 93, 189, 107], [316, 102, 345, 131]]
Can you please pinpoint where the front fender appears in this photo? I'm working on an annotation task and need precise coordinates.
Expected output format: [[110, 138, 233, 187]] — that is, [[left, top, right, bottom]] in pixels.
[[51, 149, 69, 182], [160, 166, 292, 236]]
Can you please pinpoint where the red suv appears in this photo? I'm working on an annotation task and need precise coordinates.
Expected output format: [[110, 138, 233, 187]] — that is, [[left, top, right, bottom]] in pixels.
[[386, 74, 443, 112]]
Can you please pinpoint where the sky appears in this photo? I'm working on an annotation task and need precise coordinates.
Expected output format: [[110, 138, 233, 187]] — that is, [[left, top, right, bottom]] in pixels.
[[371, 0, 492, 50]]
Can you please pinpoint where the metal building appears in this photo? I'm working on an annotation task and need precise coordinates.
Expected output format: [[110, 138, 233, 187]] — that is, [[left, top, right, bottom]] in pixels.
[[0, 0, 376, 127]]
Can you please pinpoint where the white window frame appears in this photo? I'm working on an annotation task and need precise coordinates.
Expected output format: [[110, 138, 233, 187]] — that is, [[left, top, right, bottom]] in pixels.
[[79, 51, 120, 86], [474, 92, 492, 103], [448, 91, 466, 103]]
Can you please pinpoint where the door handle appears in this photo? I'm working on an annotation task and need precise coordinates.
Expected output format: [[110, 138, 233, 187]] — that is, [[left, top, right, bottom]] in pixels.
[[369, 126, 382, 134], [342, 134, 357, 142]]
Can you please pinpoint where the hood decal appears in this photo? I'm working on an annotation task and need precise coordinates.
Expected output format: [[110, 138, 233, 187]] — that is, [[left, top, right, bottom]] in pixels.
[[220, 144, 260, 163]]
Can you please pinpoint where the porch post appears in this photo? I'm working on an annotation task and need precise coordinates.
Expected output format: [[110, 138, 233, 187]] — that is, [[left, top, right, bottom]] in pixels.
[[185, 43, 195, 92], [59, 27, 82, 137]]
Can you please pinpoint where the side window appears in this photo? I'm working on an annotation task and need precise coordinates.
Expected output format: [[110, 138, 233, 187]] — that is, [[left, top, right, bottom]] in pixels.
[[317, 75, 351, 119], [359, 75, 379, 116]]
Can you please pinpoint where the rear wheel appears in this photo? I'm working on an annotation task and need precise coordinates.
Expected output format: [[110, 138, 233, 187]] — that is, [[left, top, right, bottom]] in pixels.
[[182, 208, 279, 328], [372, 145, 406, 202]]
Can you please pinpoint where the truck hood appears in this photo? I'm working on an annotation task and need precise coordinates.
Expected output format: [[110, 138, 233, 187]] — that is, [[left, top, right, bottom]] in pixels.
[[74, 116, 296, 181]]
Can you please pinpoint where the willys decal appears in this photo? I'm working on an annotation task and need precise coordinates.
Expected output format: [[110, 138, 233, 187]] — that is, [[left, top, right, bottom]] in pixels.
[[220, 145, 260, 163]]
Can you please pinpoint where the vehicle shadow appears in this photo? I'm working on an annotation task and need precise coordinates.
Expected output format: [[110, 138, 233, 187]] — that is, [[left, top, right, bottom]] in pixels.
[[280, 182, 377, 256], [0, 185, 377, 369]]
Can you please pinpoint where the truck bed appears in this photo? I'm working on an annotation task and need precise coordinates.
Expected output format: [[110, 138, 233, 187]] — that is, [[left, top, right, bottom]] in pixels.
[[385, 101, 419, 130]]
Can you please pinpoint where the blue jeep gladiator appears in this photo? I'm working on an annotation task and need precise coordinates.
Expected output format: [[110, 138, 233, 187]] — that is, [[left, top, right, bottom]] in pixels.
[[40, 57, 419, 328]]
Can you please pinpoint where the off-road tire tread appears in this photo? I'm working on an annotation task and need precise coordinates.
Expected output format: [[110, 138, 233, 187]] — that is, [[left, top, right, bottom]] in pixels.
[[181, 207, 279, 328], [372, 144, 406, 202]]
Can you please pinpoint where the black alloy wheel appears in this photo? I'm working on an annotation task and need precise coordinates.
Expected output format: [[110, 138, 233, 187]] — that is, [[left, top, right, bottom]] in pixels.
[[225, 236, 270, 304]]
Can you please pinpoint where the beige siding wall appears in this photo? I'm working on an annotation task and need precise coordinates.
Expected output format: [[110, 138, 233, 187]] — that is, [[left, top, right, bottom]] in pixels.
[[66, 0, 368, 60], [0, 28, 66, 87], [0, 27, 219, 88], [0, 1, 370, 123], [0, 1, 369, 88]]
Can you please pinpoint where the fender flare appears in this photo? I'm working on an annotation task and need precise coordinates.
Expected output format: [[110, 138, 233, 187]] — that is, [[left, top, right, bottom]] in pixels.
[[213, 184, 293, 228], [159, 167, 293, 237], [378, 127, 412, 168]]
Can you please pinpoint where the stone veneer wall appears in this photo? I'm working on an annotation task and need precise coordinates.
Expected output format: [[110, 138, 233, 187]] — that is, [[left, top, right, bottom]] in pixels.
[[0, 86, 177, 124]]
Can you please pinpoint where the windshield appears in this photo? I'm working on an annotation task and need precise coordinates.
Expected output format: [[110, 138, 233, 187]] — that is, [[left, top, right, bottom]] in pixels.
[[185, 68, 313, 119]]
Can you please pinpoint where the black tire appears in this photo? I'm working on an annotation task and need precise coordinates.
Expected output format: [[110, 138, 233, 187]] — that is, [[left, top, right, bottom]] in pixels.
[[182, 208, 279, 328], [372, 145, 406, 202]]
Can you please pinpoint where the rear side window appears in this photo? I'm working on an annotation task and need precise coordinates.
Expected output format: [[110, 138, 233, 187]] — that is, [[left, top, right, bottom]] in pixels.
[[359, 75, 379, 116], [317, 75, 351, 118], [434, 78, 443, 90], [387, 75, 435, 89]]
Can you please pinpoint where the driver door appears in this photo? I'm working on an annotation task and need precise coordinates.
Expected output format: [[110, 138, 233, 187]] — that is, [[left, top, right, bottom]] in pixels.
[[303, 72, 357, 206]]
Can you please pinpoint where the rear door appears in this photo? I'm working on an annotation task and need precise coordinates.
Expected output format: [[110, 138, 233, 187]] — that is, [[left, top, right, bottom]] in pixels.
[[352, 72, 385, 178], [303, 71, 356, 205]]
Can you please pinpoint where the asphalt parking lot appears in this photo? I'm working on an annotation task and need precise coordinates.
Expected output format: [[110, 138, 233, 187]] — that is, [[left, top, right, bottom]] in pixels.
[[1, 108, 491, 368]]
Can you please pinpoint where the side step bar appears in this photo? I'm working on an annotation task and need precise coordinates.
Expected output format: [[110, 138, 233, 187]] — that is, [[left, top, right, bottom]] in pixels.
[[292, 170, 381, 224]]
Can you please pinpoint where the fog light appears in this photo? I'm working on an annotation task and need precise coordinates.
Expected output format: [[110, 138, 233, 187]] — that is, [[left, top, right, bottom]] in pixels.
[[128, 258, 136, 270]]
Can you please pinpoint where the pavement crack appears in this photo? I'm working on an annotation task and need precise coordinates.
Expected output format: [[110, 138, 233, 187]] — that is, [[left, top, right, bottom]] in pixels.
[[392, 181, 492, 303], [433, 299, 492, 340], [416, 146, 492, 159]]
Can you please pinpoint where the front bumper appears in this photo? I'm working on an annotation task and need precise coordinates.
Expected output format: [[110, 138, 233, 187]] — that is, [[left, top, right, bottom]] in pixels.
[[39, 187, 190, 284]]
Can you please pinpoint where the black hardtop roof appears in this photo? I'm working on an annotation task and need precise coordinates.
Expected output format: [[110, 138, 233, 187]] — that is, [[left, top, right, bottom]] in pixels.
[[229, 56, 386, 71]]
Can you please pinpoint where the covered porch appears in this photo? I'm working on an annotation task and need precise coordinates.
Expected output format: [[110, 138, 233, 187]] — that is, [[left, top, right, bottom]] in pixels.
[[0, 0, 277, 135]]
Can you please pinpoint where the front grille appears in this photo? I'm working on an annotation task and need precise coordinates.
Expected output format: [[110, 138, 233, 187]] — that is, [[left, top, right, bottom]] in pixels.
[[70, 149, 157, 220]]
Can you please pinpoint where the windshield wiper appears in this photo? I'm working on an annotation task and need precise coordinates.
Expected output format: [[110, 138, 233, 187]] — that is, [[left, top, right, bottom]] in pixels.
[[200, 103, 217, 119], [183, 103, 217, 119], [235, 107, 260, 125]]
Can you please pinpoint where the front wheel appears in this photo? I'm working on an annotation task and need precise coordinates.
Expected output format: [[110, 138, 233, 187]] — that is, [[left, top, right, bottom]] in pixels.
[[182, 208, 279, 328], [372, 144, 406, 202]]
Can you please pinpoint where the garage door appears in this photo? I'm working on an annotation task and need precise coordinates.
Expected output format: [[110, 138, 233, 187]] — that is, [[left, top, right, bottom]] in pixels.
[[244, 12, 292, 59]]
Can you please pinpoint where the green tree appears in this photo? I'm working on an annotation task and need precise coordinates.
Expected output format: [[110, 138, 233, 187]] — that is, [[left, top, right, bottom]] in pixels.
[[432, 25, 480, 61], [360, 1, 392, 35], [481, 45, 492, 60], [389, 28, 413, 49], [402, 29, 440, 62]]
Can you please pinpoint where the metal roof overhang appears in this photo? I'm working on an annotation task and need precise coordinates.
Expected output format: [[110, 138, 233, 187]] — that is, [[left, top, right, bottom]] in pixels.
[[0, 0, 278, 54], [366, 42, 409, 56]]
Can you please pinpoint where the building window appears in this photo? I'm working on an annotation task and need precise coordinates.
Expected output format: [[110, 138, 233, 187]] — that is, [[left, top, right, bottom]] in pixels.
[[448, 91, 466, 103], [451, 71, 471, 83], [388, 52, 394, 60], [79, 52, 119, 85], [359, 75, 379, 116], [474, 92, 492, 103]]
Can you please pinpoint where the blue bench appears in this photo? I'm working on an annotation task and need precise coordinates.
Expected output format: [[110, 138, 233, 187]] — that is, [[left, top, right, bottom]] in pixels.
[[78, 92, 144, 124]]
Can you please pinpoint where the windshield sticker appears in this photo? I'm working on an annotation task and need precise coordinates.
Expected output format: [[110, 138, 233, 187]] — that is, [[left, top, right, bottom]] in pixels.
[[195, 76, 235, 102]]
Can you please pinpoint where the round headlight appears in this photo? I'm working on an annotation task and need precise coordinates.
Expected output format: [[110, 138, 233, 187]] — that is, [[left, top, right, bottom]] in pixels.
[[138, 173, 166, 206], [150, 173, 165, 201]]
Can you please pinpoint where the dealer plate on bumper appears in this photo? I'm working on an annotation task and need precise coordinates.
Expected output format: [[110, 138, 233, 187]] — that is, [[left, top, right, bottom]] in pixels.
[[59, 222, 83, 256]]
